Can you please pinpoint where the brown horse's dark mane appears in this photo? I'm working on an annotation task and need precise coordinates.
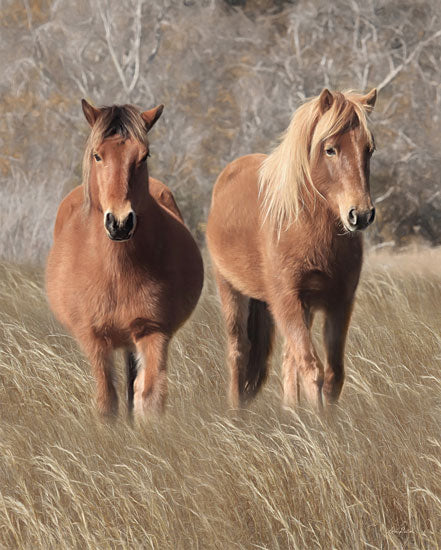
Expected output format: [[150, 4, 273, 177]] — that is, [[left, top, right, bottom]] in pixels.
[[82, 104, 148, 210]]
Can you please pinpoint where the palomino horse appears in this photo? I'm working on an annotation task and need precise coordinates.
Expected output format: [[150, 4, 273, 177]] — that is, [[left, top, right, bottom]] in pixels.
[[46, 101, 203, 419], [206, 88, 377, 412]]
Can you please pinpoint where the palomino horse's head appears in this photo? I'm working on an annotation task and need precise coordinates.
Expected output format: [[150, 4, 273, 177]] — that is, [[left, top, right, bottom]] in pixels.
[[310, 88, 377, 232], [259, 88, 377, 233], [81, 100, 163, 241]]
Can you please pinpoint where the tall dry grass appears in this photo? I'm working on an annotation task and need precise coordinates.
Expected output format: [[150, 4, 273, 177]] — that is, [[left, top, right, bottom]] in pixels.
[[0, 249, 440, 549]]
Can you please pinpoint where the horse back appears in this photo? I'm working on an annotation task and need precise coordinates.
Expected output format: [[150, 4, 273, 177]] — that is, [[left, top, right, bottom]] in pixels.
[[207, 154, 267, 298], [52, 185, 84, 240], [149, 177, 183, 222]]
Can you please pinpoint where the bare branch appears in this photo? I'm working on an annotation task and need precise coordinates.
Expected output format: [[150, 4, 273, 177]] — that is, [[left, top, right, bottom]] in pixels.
[[128, 0, 143, 93], [97, 0, 129, 95], [377, 28, 441, 92]]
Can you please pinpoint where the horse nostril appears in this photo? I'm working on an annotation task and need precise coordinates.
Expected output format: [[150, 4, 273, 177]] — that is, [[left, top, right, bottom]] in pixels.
[[368, 207, 376, 225], [124, 211, 135, 233], [105, 212, 117, 232], [348, 208, 358, 227]]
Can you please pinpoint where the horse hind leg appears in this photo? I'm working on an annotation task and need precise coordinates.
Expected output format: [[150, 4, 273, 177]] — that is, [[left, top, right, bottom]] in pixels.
[[125, 350, 138, 418], [214, 270, 249, 408], [215, 269, 274, 408]]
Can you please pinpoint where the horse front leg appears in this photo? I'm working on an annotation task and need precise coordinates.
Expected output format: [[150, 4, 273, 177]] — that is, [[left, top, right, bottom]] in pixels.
[[81, 335, 118, 418], [133, 332, 170, 420], [323, 300, 353, 405], [275, 300, 324, 412]]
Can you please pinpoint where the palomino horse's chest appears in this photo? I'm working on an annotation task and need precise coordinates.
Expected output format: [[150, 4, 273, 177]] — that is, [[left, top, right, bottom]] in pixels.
[[298, 242, 363, 309], [298, 269, 342, 310]]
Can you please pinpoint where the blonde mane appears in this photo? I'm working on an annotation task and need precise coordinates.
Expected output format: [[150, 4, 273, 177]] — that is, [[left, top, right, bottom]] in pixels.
[[258, 90, 375, 229], [82, 104, 148, 210]]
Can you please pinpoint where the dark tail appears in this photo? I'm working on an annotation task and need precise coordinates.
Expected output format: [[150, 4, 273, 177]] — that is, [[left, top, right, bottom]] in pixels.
[[125, 351, 138, 416], [240, 299, 275, 404]]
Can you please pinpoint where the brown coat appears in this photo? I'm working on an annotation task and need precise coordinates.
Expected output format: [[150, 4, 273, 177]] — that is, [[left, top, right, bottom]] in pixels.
[[46, 102, 203, 420], [207, 89, 377, 411]]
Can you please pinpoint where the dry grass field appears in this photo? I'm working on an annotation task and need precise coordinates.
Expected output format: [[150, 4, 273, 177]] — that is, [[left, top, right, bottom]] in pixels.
[[1, 249, 440, 549]]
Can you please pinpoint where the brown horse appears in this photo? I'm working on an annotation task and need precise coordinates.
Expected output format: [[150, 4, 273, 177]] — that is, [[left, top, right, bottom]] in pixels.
[[46, 100, 203, 419], [206, 88, 377, 412]]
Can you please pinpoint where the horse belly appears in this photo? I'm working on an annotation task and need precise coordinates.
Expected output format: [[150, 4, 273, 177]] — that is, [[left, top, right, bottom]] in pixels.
[[211, 243, 266, 300], [207, 155, 266, 299], [46, 239, 84, 333]]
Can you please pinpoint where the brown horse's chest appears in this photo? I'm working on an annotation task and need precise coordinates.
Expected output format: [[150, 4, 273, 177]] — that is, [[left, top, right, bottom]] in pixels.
[[84, 265, 168, 342]]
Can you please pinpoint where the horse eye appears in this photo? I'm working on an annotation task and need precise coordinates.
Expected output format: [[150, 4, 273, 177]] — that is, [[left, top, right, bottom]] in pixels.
[[93, 153, 102, 162], [325, 147, 336, 157], [140, 151, 150, 163]]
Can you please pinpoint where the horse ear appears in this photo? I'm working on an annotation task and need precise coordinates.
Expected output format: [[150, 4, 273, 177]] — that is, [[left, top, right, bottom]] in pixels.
[[364, 88, 377, 109], [318, 88, 333, 114], [82, 99, 100, 127], [141, 104, 164, 131]]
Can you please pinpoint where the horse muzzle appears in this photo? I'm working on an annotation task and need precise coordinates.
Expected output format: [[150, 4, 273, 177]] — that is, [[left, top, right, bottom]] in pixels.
[[345, 206, 375, 232], [105, 211, 137, 241]]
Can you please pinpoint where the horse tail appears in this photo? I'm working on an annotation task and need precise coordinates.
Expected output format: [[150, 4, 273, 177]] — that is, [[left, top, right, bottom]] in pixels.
[[241, 298, 275, 403]]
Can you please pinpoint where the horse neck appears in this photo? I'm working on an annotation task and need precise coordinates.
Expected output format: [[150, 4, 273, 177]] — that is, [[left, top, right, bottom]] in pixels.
[[300, 193, 362, 267], [303, 191, 337, 232], [132, 193, 164, 250], [274, 191, 351, 267]]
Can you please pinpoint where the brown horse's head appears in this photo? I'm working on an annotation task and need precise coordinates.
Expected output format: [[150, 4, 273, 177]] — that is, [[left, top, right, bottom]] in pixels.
[[259, 88, 377, 233], [81, 100, 163, 241], [310, 89, 377, 232]]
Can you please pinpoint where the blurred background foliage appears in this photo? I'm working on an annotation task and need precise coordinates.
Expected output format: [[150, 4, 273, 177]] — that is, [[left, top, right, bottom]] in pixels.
[[1, 0, 440, 264]]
